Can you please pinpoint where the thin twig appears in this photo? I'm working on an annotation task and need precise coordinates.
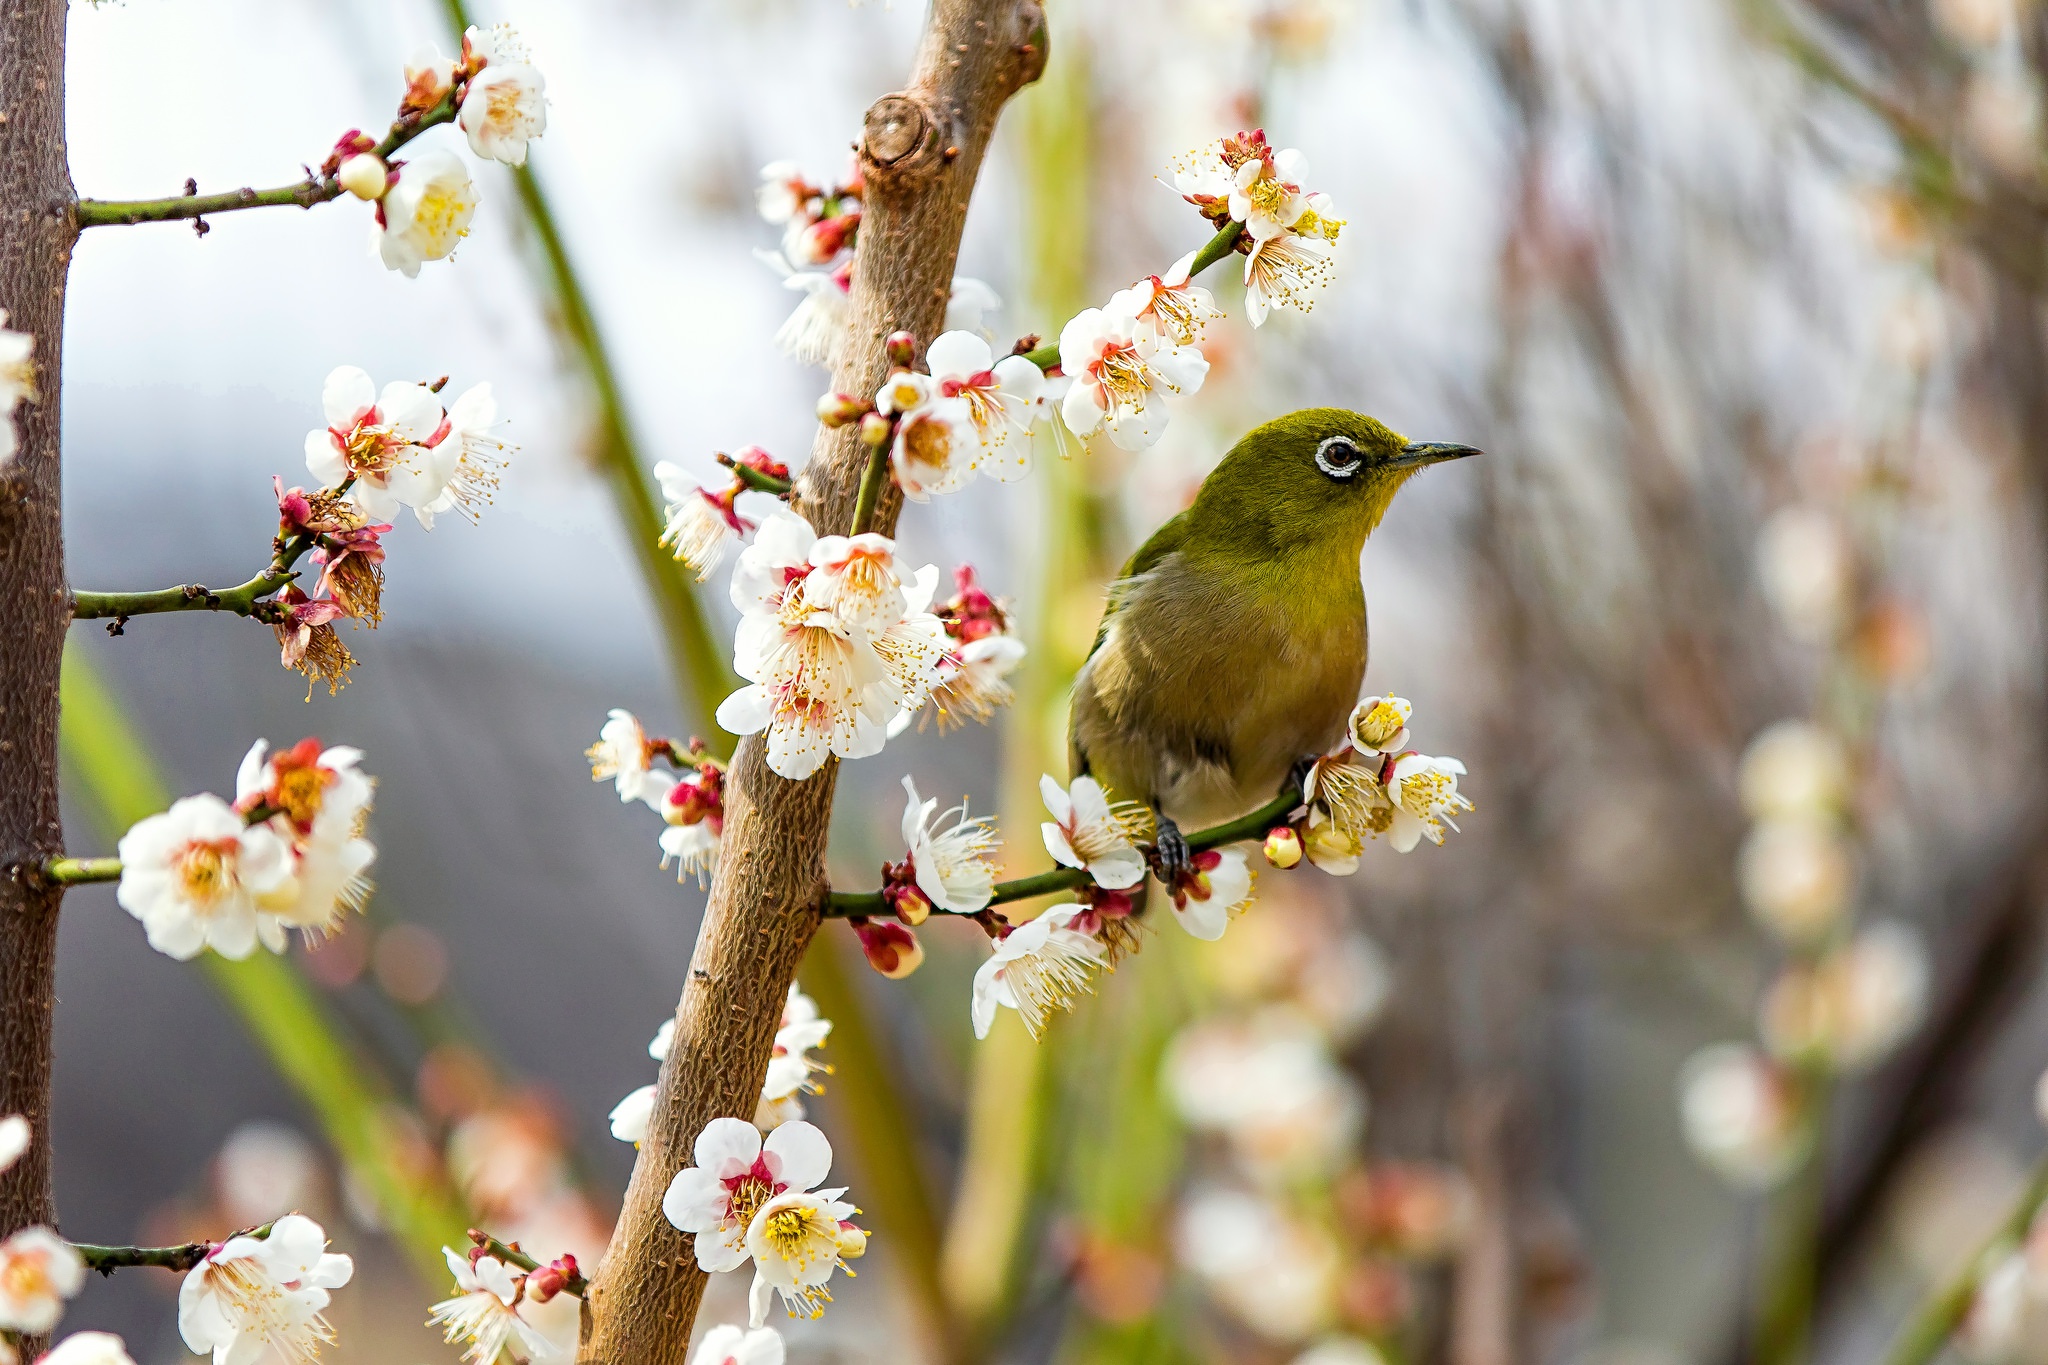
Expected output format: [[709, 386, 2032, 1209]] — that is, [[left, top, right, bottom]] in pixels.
[[469, 1229, 589, 1298], [822, 784, 1299, 918], [718, 452, 794, 496], [37, 856, 120, 887], [849, 443, 892, 537], [74, 96, 457, 228], [73, 1240, 212, 1275], [1881, 1146, 2048, 1365]]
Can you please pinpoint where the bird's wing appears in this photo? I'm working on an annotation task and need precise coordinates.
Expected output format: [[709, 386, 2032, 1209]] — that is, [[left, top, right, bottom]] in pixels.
[[1085, 510, 1191, 660]]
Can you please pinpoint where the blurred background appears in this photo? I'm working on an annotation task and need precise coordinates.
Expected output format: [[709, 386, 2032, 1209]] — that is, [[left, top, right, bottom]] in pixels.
[[43, 0, 2048, 1362]]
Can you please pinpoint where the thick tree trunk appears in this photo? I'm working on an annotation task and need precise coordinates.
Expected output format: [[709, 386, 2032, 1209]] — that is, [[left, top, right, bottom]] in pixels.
[[0, 0, 74, 1349], [577, 7, 1044, 1361]]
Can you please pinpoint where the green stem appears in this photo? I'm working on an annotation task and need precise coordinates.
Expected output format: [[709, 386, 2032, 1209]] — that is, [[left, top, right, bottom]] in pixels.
[[74, 1241, 213, 1274], [1018, 219, 1244, 371], [718, 453, 794, 496], [39, 856, 120, 886], [849, 443, 892, 537], [824, 784, 1297, 919], [1881, 1144, 2048, 1365], [74, 98, 457, 228], [72, 570, 294, 623]]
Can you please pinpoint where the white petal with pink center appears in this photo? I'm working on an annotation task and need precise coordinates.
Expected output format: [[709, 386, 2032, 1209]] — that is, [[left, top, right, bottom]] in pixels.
[[177, 1214, 353, 1365], [925, 330, 1046, 482], [1171, 847, 1254, 941], [804, 534, 906, 634], [971, 904, 1107, 1040], [1039, 775, 1146, 889], [1229, 146, 1311, 242], [1057, 306, 1208, 451], [303, 366, 455, 526], [1110, 252, 1223, 348], [889, 396, 979, 501], [662, 1118, 837, 1274], [458, 49, 547, 166], [757, 250, 851, 367], [116, 794, 296, 961]]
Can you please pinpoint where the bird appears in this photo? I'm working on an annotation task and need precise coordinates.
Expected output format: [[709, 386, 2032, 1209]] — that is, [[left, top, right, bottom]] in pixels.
[[1067, 407, 1479, 880]]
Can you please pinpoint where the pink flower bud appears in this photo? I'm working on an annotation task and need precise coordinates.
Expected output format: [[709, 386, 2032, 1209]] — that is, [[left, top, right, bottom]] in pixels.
[[1264, 826, 1303, 868], [852, 919, 924, 979], [883, 880, 933, 927], [816, 392, 872, 429], [884, 331, 918, 368], [732, 445, 791, 481]]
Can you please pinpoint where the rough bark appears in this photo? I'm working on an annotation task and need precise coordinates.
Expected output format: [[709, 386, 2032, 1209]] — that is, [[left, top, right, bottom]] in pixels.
[[0, 0, 73, 1352], [577, 7, 1044, 1361]]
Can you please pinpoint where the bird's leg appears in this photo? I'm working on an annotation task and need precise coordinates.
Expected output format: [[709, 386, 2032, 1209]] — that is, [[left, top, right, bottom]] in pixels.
[[1284, 754, 1319, 798], [1150, 803, 1190, 887]]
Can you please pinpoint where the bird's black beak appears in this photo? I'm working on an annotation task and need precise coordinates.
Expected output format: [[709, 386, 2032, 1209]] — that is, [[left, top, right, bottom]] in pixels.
[[1394, 441, 1483, 469]]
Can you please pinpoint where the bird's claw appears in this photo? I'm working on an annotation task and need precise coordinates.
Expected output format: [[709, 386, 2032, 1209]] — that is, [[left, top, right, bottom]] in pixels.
[[1150, 814, 1190, 887], [1284, 754, 1319, 797]]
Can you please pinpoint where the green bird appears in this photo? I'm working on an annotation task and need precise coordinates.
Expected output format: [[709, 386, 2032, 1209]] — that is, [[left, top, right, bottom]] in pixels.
[[1067, 407, 1479, 878]]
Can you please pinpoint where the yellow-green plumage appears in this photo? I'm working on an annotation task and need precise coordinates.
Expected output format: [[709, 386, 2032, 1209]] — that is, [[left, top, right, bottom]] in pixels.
[[1068, 407, 1476, 830]]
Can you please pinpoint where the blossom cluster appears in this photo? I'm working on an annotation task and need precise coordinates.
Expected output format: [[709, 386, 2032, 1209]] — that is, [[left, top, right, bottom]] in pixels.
[[713, 511, 949, 779], [115, 738, 376, 962], [656, 447, 792, 581], [285, 364, 511, 692], [613, 984, 832, 1143], [586, 710, 730, 885], [662, 1118, 866, 1327], [753, 160, 864, 367], [1293, 695, 1474, 867], [429, 1240, 580, 1365], [1173, 128, 1344, 326], [329, 23, 548, 276], [1679, 720, 1929, 1189]]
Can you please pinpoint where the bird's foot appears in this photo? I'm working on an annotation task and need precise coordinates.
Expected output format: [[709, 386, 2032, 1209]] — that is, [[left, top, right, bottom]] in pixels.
[[1150, 812, 1191, 887], [1284, 754, 1319, 797]]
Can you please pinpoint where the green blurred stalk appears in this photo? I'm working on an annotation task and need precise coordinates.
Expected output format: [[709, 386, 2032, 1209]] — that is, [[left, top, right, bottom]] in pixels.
[[58, 646, 471, 1282], [437, 0, 737, 744], [940, 5, 1097, 1344], [1881, 1143, 2048, 1365]]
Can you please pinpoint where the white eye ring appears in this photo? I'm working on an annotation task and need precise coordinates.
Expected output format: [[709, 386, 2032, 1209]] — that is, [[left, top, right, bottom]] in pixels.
[[1316, 436, 1362, 479]]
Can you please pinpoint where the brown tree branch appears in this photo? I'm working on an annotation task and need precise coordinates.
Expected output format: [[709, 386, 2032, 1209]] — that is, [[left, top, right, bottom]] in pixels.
[[575, 7, 1045, 1361], [0, 0, 75, 1357]]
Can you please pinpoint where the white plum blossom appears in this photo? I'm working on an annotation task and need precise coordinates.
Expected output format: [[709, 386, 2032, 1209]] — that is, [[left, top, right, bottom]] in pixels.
[[693, 1323, 786, 1365], [1039, 775, 1147, 890], [37, 1335, 138, 1365], [804, 535, 908, 635], [755, 162, 812, 225], [1244, 228, 1336, 326], [1058, 305, 1209, 451], [304, 366, 455, 527], [944, 277, 1002, 338], [661, 1118, 840, 1273], [458, 26, 547, 166], [972, 904, 1107, 1040], [745, 1188, 865, 1327], [922, 330, 1046, 482], [0, 1227, 83, 1334], [586, 709, 667, 810], [0, 313, 33, 470], [1759, 922, 1929, 1071], [418, 383, 510, 528], [1166, 1008, 1367, 1183], [660, 819, 722, 887], [234, 738, 377, 941], [757, 251, 852, 368], [428, 1247, 555, 1365], [1346, 696, 1412, 755], [1110, 253, 1222, 348], [760, 985, 832, 1128], [1385, 753, 1472, 852], [656, 460, 750, 580], [610, 1085, 656, 1146], [900, 776, 1000, 913], [931, 634, 1027, 732], [1166, 847, 1255, 941], [373, 148, 478, 277], [116, 794, 295, 961], [177, 1215, 353, 1365], [0, 1114, 28, 1175], [1738, 818, 1854, 943], [1229, 143, 1312, 241]]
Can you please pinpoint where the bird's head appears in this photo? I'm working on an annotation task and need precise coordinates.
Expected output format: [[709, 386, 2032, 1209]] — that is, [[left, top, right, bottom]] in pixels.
[[1189, 407, 1480, 553]]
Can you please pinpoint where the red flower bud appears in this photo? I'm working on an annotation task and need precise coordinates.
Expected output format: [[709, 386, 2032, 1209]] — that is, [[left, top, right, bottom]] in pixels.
[[884, 331, 918, 368], [852, 919, 924, 979]]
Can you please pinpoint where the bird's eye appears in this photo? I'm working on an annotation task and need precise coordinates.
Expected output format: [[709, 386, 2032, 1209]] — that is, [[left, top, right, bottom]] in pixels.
[[1315, 437, 1363, 480]]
